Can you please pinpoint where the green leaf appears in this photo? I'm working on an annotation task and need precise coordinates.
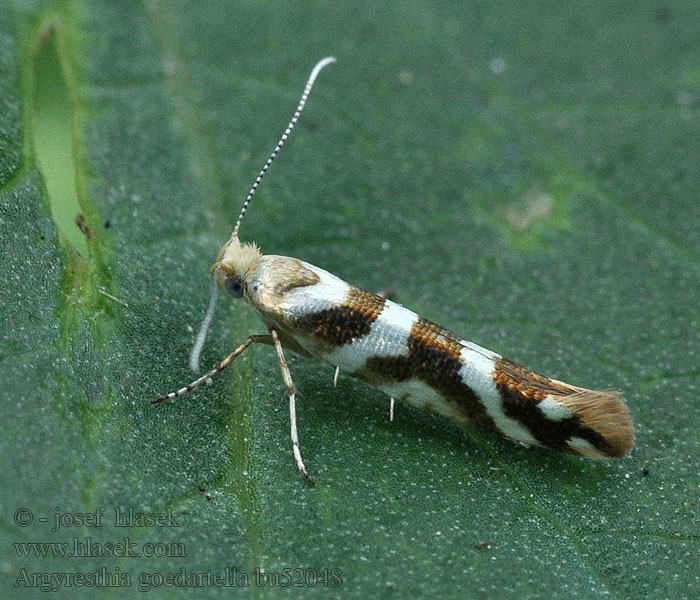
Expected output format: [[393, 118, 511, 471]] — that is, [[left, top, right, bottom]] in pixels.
[[2, 1, 699, 598]]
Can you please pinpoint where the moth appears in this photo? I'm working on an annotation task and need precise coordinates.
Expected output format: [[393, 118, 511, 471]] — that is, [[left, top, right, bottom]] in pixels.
[[153, 57, 634, 484]]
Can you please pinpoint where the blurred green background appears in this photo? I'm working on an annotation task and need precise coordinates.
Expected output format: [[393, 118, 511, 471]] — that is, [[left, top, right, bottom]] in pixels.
[[1, 1, 699, 598]]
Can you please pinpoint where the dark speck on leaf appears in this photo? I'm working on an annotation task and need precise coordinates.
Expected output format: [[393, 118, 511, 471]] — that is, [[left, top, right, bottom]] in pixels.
[[654, 7, 671, 22]]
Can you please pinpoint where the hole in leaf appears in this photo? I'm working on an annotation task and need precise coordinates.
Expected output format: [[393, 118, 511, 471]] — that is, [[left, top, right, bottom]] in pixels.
[[32, 26, 88, 256]]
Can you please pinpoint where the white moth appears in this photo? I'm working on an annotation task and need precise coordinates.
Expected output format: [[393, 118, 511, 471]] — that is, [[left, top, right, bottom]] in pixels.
[[154, 58, 634, 484]]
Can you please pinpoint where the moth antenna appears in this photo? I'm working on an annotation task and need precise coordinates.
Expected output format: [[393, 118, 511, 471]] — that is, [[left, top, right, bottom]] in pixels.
[[189, 268, 219, 371], [190, 57, 335, 372], [232, 56, 336, 238]]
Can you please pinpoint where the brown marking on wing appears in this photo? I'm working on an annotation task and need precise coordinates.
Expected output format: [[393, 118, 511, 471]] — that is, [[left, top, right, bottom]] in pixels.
[[493, 357, 579, 401], [493, 357, 633, 457], [273, 259, 320, 294], [410, 316, 463, 359], [360, 317, 499, 433], [556, 390, 634, 457], [293, 287, 385, 347], [345, 287, 386, 322]]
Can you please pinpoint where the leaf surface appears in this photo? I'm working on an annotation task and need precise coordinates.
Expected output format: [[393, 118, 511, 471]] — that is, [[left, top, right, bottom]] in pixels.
[[2, 2, 699, 598]]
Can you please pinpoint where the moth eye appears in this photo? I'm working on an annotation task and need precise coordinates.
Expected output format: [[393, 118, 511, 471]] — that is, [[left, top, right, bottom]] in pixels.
[[225, 277, 243, 298]]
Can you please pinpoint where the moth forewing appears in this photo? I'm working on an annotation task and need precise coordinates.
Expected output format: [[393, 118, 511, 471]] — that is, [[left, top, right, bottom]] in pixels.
[[153, 57, 634, 485]]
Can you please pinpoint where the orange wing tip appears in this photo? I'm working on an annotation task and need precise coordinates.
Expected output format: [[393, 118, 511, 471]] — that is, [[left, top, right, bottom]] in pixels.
[[557, 390, 635, 458]]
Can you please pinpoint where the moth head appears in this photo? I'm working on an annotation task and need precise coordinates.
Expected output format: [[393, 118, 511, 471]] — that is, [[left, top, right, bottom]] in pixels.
[[188, 235, 261, 372], [212, 235, 262, 300]]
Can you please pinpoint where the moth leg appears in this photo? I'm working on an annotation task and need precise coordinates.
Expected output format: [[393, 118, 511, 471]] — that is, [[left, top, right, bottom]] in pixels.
[[376, 287, 394, 300], [389, 397, 395, 422], [333, 366, 340, 388], [152, 334, 272, 404], [270, 328, 315, 486]]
